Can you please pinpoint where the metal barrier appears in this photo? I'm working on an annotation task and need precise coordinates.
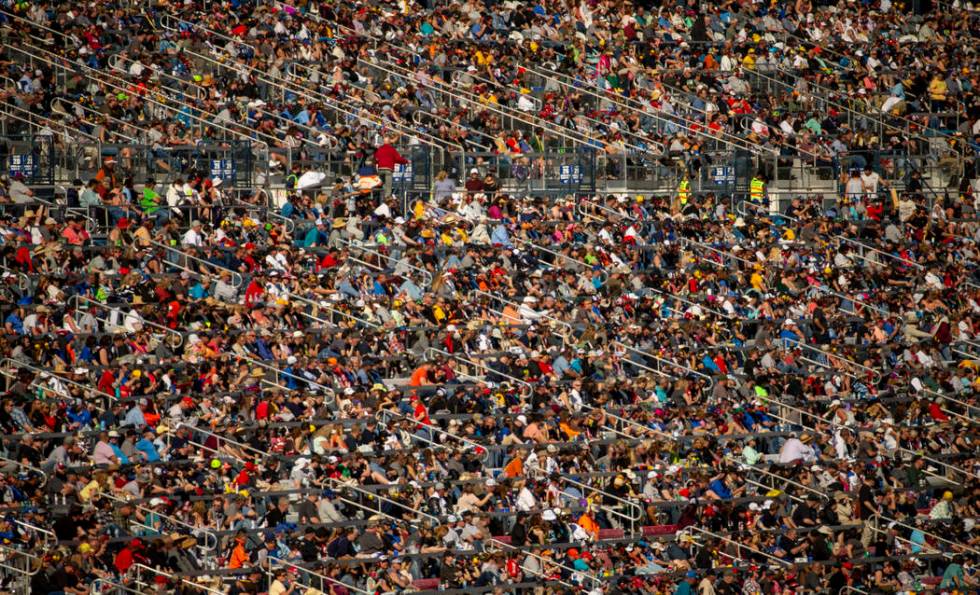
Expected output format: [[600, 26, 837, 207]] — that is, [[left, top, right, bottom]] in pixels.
[[376, 409, 491, 465], [680, 525, 791, 568], [0, 265, 30, 292], [71, 295, 184, 347], [148, 240, 244, 287], [426, 347, 532, 389], [558, 474, 644, 535], [338, 238, 433, 287], [266, 556, 373, 595], [100, 491, 220, 564], [131, 564, 226, 595], [467, 288, 572, 330], [0, 357, 117, 408], [612, 341, 715, 388]]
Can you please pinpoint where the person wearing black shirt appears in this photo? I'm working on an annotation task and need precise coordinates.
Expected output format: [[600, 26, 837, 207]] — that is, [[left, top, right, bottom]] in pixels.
[[326, 528, 358, 559], [509, 513, 529, 546], [296, 492, 320, 524], [792, 495, 821, 527], [263, 497, 290, 527], [298, 528, 319, 563], [776, 528, 808, 559], [809, 530, 833, 561], [439, 552, 459, 584], [858, 474, 878, 520]]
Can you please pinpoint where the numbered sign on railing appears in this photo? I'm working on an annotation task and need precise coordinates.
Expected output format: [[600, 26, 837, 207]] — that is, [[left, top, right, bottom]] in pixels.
[[559, 165, 582, 185], [711, 166, 735, 184], [393, 162, 413, 182], [8, 154, 36, 177], [209, 159, 236, 183]]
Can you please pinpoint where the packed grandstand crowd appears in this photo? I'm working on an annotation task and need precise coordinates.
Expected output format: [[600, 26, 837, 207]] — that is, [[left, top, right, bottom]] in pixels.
[[0, 0, 979, 593]]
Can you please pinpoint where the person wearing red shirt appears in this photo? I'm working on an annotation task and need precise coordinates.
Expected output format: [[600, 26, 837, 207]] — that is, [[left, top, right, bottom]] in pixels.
[[374, 137, 409, 198], [411, 394, 431, 426], [244, 278, 264, 308]]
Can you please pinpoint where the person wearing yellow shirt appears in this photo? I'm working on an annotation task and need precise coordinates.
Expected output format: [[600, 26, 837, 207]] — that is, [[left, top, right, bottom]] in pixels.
[[928, 75, 948, 110], [741, 49, 757, 70], [750, 265, 766, 291]]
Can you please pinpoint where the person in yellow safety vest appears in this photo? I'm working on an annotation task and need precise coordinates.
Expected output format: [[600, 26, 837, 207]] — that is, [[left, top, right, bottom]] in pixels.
[[750, 175, 766, 204], [677, 176, 690, 206]]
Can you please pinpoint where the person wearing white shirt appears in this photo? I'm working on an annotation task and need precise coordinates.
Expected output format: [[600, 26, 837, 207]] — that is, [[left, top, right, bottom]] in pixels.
[[778, 434, 816, 464], [181, 220, 205, 247], [516, 483, 537, 512]]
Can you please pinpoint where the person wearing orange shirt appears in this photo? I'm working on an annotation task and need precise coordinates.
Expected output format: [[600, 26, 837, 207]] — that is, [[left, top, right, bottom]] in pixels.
[[228, 534, 250, 569], [576, 509, 600, 540], [503, 453, 524, 478], [409, 364, 432, 386]]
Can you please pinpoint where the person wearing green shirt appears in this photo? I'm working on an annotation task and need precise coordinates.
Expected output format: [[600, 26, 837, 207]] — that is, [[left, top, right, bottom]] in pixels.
[[742, 438, 762, 465]]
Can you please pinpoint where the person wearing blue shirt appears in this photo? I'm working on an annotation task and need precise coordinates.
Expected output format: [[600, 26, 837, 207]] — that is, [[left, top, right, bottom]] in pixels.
[[188, 280, 207, 300], [302, 220, 327, 248], [490, 223, 511, 247], [707, 473, 734, 500], [134, 430, 161, 463], [4, 310, 24, 335], [122, 401, 146, 429], [109, 436, 130, 465], [673, 571, 698, 595]]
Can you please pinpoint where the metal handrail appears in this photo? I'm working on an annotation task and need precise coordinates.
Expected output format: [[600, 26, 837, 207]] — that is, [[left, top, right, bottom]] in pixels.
[[468, 288, 572, 330], [158, 13, 258, 55], [148, 240, 244, 287], [812, 284, 890, 317], [4, 41, 271, 151], [0, 455, 48, 487], [780, 337, 882, 385], [376, 409, 490, 463], [328, 477, 442, 525], [91, 577, 147, 595], [577, 197, 639, 223], [558, 474, 643, 531], [177, 423, 271, 463], [230, 202, 296, 234], [0, 357, 117, 404], [449, 66, 663, 156], [100, 491, 220, 554], [266, 556, 373, 595], [0, 88, 101, 147], [512, 238, 606, 284], [338, 238, 433, 286], [650, 284, 733, 320], [10, 518, 56, 549], [289, 293, 383, 331], [681, 525, 791, 567], [680, 237, 756, 268], [426, 347, 532, 388], [366, 56, 617, 155], [523, 64, 767, 157], [170, 38, 461, 153], [0, 543, 42, 577], [0, 264, 30, 292], [836, 236, 923, 270], [71, 295, 185, 347], [919, 387, 980, 422], [612, 341, 714, 387], [870, 513, 980, 557], [131, 563, 226, 595], [578, 403, 674, 442], [232, 351, 336, 396], [482, 538, 586, 589]]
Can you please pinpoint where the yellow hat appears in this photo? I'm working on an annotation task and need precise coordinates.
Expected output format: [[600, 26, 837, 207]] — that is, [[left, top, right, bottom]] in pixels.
[[943, 491, 954, 501]]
